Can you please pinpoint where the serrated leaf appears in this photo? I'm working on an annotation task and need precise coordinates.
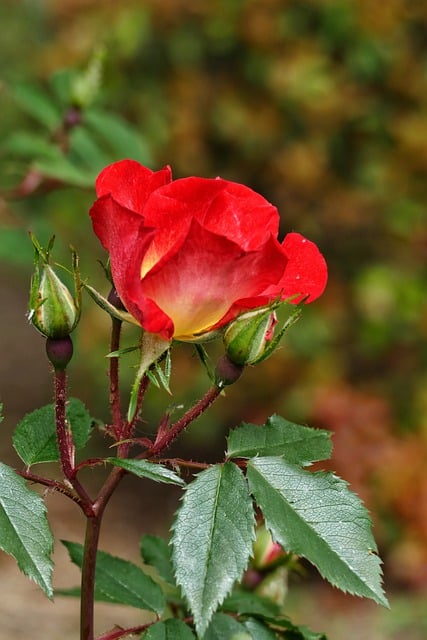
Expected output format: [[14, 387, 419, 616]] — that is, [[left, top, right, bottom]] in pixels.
[[140, 534, 176, 585], [244, 618, 278, 640], [12, 83, 61, 129], [142, 619, 195, 639], [227, 415, 332, 465], [171, 462, 255, 637], [13, 398, 94, 466], [0, 463, 53, 597], [61, 541, 165, 614], [247, 457, 388, 607], [204, 613, 252, 640], [107, 458, 185, 487]]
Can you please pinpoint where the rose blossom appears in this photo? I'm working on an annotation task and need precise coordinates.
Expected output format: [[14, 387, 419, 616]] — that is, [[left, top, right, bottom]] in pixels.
[[90, 160, 327, 341]]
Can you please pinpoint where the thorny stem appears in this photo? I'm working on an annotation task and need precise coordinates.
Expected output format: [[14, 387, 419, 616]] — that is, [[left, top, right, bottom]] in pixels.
[[95, 621, 158, 640], [109, 317, 123, 439], [147, 384, 222, 458], [54, 368, 94, 517], [16, 469, 84, 506], [53, 333, 222, 639]]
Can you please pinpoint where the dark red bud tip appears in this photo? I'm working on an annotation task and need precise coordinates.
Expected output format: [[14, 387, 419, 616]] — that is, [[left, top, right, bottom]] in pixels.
[[107, 287, 126, 311], [215, 354, 244, 387], [46, 336, 74, 370]]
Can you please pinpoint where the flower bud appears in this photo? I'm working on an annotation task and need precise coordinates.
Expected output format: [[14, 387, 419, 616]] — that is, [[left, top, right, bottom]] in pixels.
[[28, 235, 81, 339], [224, 308, 277, 366], [252, 525, 285, 570]]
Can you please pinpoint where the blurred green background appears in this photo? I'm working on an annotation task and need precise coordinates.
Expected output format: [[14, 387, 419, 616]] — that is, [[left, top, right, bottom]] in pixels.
[[1, 1, 427, 638]]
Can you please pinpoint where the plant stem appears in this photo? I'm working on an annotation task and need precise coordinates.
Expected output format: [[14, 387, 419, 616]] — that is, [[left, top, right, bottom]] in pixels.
[[54, 367, 94, 516], [149, 385, 222, 457], [109, 317, 123, 439], [80, 514, 102, 640]]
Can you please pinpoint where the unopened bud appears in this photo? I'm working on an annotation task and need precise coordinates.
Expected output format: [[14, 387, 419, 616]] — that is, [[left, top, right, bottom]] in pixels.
[[28, 235, 81, 339], [224, 308, 277, 366], [252, 525, 285, 570]]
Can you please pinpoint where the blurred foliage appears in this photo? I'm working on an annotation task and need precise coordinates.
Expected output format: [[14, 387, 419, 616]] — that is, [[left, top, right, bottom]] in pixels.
[[1, 0, 427, 599]]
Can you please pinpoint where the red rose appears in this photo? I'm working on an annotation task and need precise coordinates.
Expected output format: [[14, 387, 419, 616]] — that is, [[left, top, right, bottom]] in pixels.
[[90, 160, 327, 341]]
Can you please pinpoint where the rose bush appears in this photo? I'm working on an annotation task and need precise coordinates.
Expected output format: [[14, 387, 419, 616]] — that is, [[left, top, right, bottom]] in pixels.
[[90, 160, 327, 341]]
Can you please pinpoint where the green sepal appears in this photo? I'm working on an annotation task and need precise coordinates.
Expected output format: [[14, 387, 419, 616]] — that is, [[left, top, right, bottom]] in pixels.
[[128, 333, 171, 421], [83, 283, 140, 325]]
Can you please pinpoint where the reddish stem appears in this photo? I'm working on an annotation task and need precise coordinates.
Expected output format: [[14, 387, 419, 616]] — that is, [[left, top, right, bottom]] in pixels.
[[54, 368, 94, 517], [80, 514, 102, 640], [148, 385, 222, 458], [16, 469, 83, 506], [109, 317, 123, 439], [95, 621, 156, 640]]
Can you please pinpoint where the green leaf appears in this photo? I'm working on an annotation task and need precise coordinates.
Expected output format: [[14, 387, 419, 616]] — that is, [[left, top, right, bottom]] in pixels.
[[140, 534, 176, 585], [34, 153, 95, 187], [204, 613, 252, 640], [142, 619, 195, 639], [13, 398, 94, 466], [171, 462, 255, 637], [12, 83, 61, 129], [247, 457, 388, 607], [84, 109, 152, 163], [3, 131, 59, 159], [262, 617, 328, 640], [69, 126, 111, 172], [107, 458, 185, 487], [0, 463, 53, 597], [61, 541, 165, 614], [227, 415, 332, 465], [222, 591, 279, 618], [244, 618, 278, 640]]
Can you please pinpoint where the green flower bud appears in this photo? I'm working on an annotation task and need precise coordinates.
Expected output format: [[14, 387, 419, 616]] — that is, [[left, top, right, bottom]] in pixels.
[[252, 525, 284, 570], [28, 235, 81, 339], [223, 308, 277, 366]]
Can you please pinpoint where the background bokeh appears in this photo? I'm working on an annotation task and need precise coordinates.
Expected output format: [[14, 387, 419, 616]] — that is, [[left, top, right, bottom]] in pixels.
[[1, 1, 427, 638]]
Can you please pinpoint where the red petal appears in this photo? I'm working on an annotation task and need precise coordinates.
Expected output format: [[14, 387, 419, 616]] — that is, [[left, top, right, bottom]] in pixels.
[[138, 177, 280, 275], [276, 232, 328, 303], [95, 159, 172, 214], [89, 194, 156, 316], [135, 220, 288, 339]]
